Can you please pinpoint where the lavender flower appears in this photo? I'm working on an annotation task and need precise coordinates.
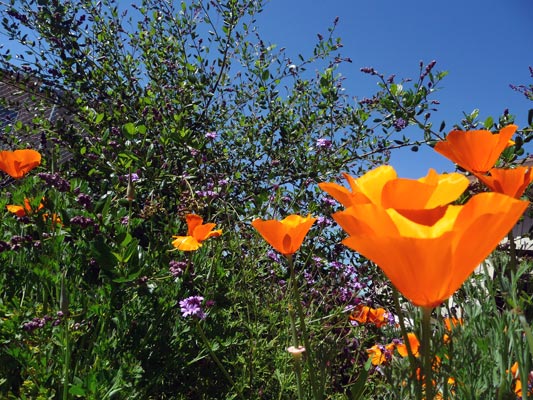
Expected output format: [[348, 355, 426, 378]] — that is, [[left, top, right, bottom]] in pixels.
[[205, 131, 217, 140], [393, 118, 407, 131], [179, 295, 206, 319], [316, 138, 332, 149], [169, 260, 187, 277]]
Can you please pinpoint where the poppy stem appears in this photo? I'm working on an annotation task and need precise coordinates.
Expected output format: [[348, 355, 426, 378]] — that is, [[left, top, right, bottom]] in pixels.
[[392, 288, 420, 396], [507, 230, 518, 276], [287, 302, 305, 400], [287, 254, 321, 400], [421, 306, 434, 400]]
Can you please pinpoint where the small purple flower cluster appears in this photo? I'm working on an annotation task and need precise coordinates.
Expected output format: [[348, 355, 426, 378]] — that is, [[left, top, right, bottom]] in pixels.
[[393, 117, 407, 132], [23, 311, 63, 332], [179, 295, 206, 319], [205, 131, 217, 140], [76, 193, 93, 210], [70, 216, 99, 234], [37, 172, 70, 192], [169, 260, 187, 277], [316, 138, 333, 149]]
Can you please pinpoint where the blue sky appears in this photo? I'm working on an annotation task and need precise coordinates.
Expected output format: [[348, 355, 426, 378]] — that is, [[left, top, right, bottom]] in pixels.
[[255, 0, 533, 177]]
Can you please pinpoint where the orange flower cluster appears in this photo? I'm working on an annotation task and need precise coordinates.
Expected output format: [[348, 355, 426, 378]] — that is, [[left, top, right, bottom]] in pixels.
[[6, 198, 44, 217], [509, 362, 533, 399], [171, 214, 222, 251], [320, 164, 528, 307], [349, 304, 389, 328], [0, 149, 41, 179], [435, 125, 533, 199], [443, 317, 463, 344]]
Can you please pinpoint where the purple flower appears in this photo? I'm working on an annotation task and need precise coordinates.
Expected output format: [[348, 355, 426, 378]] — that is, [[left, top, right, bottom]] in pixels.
[[169, 260, 187, 277], [267, 250, 281, 263], [322, 196, 337, 207], [205, 131, 217, 140], [393, 118, 407, 131], [316, 138, 333, 149], [179, 296, 206, 319]]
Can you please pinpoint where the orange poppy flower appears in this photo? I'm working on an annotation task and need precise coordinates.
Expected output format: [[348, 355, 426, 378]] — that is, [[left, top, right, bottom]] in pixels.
[[6, 198, 44, 217], [475, 166, 533, 199], [366, 343, 395, 366], [332, 168, 528, 307], [396, 332, 420, 357], [434, 125, 517, 174], [171, 214, 222, 251], [252, 214, 316, 255], [0, 149, 41, 179], [350, 304, 388, 328], [318, 165, 397, 207], [320, 166, 468, 213]]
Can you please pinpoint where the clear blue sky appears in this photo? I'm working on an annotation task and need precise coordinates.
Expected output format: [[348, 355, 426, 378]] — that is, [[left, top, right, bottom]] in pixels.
[[255, 0, 533, 177]]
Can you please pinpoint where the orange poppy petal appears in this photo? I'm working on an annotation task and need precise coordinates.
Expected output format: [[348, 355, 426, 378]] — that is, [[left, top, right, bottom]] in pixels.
[[192, 222, 220, 241], [0, 149, 41, 179], [318, 182, 369, 207], [185, 214, 204, 236], [450, 192, 528, 293], [172, 235, 202, 251], [396, 333, 420, 357], [476, 167, 533, 198], [6, 204, 27, 217]]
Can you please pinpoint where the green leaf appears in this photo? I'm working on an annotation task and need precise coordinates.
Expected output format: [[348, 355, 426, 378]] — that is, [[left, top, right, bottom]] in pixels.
[[123, 122, 136, 137]]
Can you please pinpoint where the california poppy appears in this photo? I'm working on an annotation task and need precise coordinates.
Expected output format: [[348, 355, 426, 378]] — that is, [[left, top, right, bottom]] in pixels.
[[320, 166, 468, 212], [6, 198, 44, 217], [319, 165, 398, 207], [329, 166, 528, 308], [252, 215, 316, 256], [396, 332, 420, 357], [334, 192, 527, 307], [171, 214, 222, 251], [366, 343, 395, 366], [350, 304, 388, 328], [434, 125, 517, 174], [475, 166, 533, 199], [0, 149, 41, 179]]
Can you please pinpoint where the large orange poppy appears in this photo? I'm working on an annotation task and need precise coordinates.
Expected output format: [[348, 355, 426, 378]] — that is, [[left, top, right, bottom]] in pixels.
[[252, 214, 316, 256], [171, 214, 222, 251], [0, 149, 41, 179], [333, 192, 527, 307], [434, 125, 517, 174], [475, 166, 533, 199]]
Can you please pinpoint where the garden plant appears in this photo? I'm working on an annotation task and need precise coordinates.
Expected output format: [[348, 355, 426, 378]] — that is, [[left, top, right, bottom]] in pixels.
[[1, 0, 533, 399]]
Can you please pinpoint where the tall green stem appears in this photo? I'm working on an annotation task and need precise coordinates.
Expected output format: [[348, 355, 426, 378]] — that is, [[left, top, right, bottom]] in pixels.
[[392, 288, 421, 397], [194, 320, 245, 400], [287, 254, 321, 400], [421, 307, 434, 400], [287, 302, 305, 400]]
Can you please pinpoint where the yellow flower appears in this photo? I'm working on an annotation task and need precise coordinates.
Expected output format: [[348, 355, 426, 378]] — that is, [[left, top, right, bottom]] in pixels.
[[172, 214, 222, 251], [252, 214, 316, 256]]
